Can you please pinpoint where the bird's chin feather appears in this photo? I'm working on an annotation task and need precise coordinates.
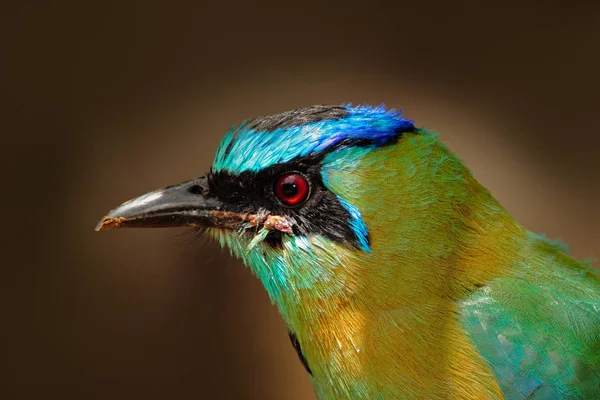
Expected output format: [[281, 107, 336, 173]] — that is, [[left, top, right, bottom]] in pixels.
[[190, 225, 275, 256]]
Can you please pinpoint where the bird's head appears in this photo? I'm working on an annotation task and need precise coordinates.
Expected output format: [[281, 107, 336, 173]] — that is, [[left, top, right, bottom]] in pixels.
[[97, 104, 506, 323]]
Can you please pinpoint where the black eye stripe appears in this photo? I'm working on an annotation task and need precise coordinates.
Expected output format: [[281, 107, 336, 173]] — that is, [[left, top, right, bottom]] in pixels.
[[206, 125, 419, 249], [208, 155, 367, 250], [209, 154, 321, 201]]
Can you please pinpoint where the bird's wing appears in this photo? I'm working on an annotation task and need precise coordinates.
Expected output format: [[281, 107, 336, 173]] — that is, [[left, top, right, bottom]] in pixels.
[[459, 274, 600, 399]]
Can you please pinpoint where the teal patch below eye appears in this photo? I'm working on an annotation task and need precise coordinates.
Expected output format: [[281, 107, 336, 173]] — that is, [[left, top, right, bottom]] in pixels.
[[337, 197, 371, 252]]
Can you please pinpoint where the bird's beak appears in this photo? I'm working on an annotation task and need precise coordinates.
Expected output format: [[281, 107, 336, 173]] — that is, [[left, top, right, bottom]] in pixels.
[[95, 175, 225, 231]]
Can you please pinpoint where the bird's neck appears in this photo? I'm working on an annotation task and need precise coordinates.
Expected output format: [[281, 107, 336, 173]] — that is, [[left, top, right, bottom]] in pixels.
[[216, 132, 535, 398], [277, 133, 529, 397], [316, 131, 528, 308]]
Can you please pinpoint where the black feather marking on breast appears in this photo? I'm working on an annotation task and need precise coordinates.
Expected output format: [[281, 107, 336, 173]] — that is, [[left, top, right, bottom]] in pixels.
[[288, 330, 312, 375]]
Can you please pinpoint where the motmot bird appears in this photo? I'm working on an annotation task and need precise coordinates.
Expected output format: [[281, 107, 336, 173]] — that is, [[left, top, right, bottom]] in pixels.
[[96, 105, 600, 399]]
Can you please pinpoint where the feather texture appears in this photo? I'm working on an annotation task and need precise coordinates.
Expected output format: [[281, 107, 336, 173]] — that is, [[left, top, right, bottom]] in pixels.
[[208, 106, 600, 399]]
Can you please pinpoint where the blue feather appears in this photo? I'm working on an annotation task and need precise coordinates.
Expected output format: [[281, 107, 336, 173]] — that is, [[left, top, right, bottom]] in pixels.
[[337, 197, 371, 252], [212, 104, 414, 174]]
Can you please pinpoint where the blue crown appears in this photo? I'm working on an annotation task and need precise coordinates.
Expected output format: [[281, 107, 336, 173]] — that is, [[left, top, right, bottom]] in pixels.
[[212, 104, 414, 174]]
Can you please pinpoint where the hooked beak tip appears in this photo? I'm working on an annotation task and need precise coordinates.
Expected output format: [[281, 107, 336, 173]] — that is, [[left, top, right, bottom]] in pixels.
[[94, 176, 220, 231]]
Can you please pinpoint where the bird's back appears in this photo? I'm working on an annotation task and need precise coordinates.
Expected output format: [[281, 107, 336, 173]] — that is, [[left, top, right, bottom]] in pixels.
[[460, 234, 600, 399]]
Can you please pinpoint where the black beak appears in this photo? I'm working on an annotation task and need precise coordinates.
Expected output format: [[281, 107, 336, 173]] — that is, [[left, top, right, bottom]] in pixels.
[[95, 175, 224, 231]]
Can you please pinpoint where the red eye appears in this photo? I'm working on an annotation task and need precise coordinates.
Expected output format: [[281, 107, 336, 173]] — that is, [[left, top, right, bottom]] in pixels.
[[274, 173, 310, 206]]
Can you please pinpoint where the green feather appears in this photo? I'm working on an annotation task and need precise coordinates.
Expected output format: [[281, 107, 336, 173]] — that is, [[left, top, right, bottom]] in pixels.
[[460, 233, 600, 399]]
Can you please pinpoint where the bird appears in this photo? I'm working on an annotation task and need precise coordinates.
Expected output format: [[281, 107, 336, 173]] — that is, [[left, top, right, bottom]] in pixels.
[[96, 104, 600, 399]]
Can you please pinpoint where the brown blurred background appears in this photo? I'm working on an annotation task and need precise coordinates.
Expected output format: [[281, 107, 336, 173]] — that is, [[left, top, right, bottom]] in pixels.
[[1, 1, 599, 398]]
